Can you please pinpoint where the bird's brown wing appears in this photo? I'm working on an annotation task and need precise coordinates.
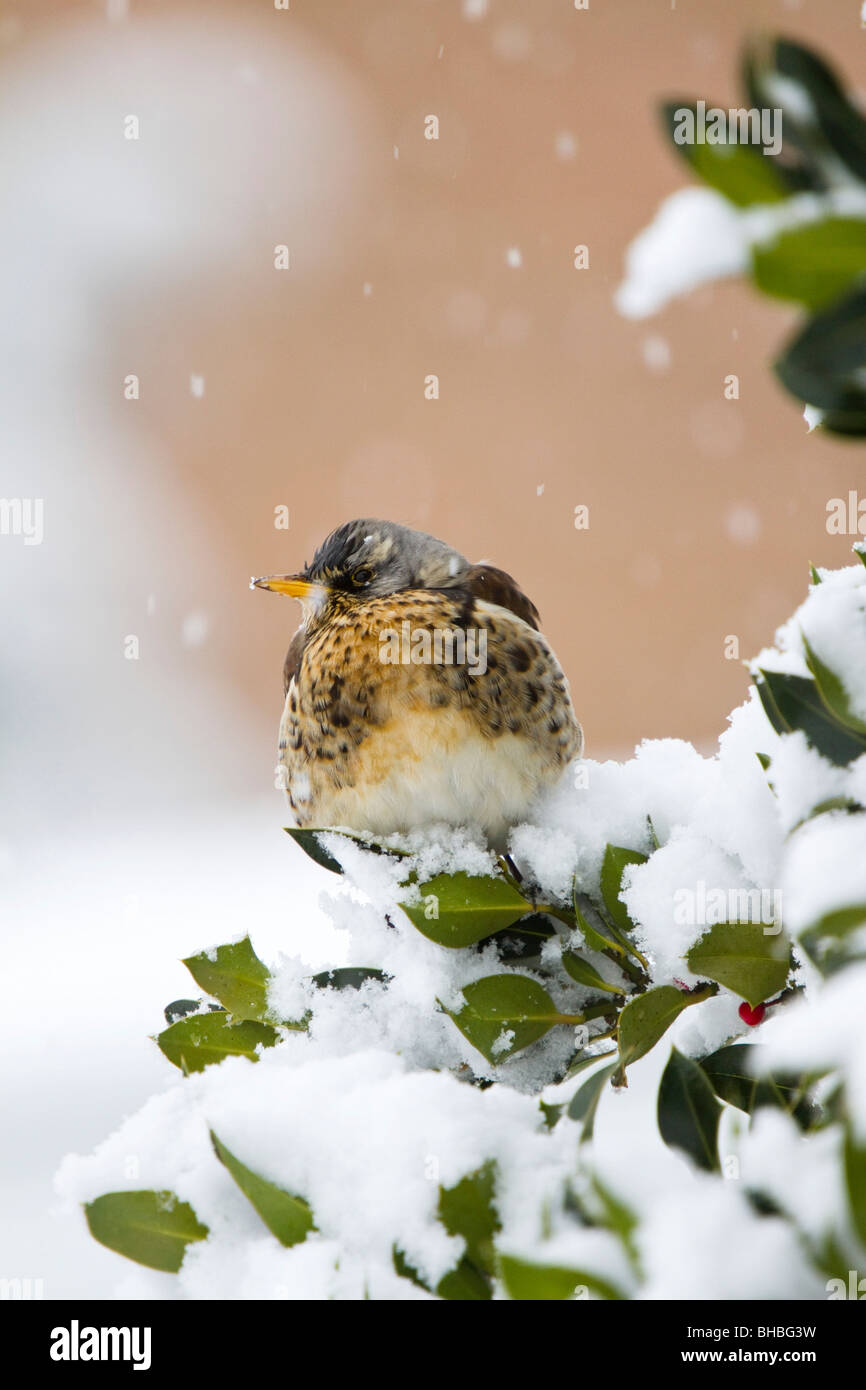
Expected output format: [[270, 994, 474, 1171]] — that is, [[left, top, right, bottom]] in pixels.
[[283, 626, 307, 696], [463, 563, 540, 630]]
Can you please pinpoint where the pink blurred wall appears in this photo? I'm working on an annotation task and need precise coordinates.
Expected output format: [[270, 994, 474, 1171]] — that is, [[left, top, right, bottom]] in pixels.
[[6, 0, 863, 794]]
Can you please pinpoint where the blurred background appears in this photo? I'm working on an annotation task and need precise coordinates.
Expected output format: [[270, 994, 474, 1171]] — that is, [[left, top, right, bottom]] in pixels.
[[1, 0, 863, 1297]]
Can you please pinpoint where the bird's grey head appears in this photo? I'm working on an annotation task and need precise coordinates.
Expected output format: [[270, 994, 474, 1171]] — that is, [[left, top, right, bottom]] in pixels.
[[304, 519, 470, 598], [251, 519, 471, 622]]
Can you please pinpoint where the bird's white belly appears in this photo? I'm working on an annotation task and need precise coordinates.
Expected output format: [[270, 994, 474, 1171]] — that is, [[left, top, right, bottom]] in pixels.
[[286, 705, 572, 848]]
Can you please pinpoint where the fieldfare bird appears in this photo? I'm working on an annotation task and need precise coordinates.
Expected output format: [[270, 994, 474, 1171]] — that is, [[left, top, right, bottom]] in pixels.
[[253, 519, 582, 846]]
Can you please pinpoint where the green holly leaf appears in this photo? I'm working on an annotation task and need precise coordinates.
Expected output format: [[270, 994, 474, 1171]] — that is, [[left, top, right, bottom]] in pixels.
[[567, 1062, 619, 1142], [803, 633, 866, 736], [791, 797, 864, 832], [401, 872, 530, 949], [284, 827, 344, 873], [439, 1163, 499, 1268], [600, 845, 648, 933], [844, 1125, 866, 1246], [770, 38, 866, 184], [437, 1162, 499, 1297], [393, 1247, 489, 1301], [442, 974, 580, 1065], [801, 895, 866, 963], [284, 827, 409, 874], [391, 1245, 430, 1294], [84, 1190, 208, 1272], [686, 922, 790, 1007], [562, 1047, 617, 1081], [163, 998, 224, 1026], [658, 1048, 722, 1172], [182, 936, 271, 1022], [659, 100, 789, 206], [210, 1131, 314, 1247], [436, 1258, 492, 1301], [539, 1099, 565, 1130], [755, 668, 866, 766], [156, 1011, 280, 1073], [774, 285, 866, 425], [486, 914, 557, 965], [699, 1043, 819, 1131], [311, 967, 389, 991], [616, 983, 717, 1083], [590, 1177, 640, 1269], [572, 885, 629, 960], [498, 1253, 624, 1301], [393, 1164, 500, 1301], [752, 219, 866, 311], [561, 951, 623, 996], [799, 866, 866, 973]]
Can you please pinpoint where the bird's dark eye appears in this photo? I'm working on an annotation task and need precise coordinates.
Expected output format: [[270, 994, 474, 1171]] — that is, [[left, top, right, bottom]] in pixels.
[[352, 567, 374, 586]]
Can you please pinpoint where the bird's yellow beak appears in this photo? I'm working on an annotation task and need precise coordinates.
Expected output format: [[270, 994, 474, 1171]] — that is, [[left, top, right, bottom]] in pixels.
[[251, 573, 321, 598]]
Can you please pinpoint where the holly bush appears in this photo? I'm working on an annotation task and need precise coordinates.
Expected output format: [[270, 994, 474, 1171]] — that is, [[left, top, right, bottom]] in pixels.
[[655, 36, 866, 436], [78, 556, 866, 1299]]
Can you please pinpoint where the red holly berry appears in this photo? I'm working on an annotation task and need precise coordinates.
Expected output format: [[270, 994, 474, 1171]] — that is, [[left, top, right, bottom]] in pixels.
[[738, 1001, 766, 1027]]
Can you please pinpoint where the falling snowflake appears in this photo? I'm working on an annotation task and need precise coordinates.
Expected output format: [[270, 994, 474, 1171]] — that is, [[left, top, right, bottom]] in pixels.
[[182, 612, 210, 647], [641, 335, 671, 372], [725, 503, 761, 546]]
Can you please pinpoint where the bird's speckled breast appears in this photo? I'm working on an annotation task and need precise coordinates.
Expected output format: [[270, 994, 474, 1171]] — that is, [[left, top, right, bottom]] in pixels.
[[278, 589, 582, 838]]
